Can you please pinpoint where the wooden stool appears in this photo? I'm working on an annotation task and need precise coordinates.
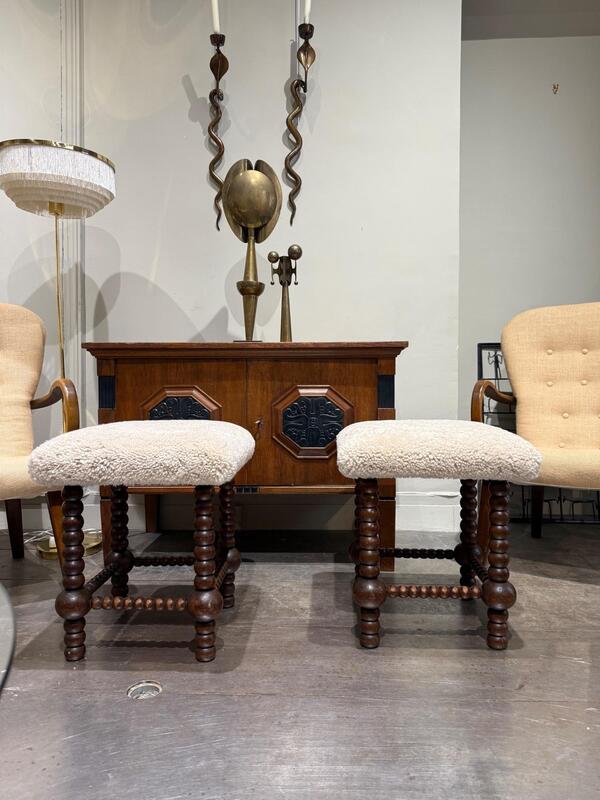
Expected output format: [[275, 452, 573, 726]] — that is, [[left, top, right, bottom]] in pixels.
[[336, 419, 542, 650], [29, 419, 255, 663]]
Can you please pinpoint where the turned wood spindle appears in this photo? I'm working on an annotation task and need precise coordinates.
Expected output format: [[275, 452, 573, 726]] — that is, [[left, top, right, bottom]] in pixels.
[[110, 484, 133, 597], [348, 485, 360, 573], [482, 480, 516, 650], [454, 479, 480, 587], [352, 478, 386, 648], [219, 481, 240, 609], [55, 485, 91, 662], [188, 486, 223, 662]]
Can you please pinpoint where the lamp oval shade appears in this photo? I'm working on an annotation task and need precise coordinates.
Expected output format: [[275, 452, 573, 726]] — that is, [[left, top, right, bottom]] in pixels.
[[0, 139, 116, 219]]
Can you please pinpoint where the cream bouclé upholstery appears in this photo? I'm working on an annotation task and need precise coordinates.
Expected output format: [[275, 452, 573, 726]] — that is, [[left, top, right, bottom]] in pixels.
[[502, 302, 600, 489], [336, 419, 541, 482], [0, 303, 52, 500], [29, 420, 256, 487]]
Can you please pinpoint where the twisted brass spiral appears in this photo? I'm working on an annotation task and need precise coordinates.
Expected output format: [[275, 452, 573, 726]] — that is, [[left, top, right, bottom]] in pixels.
[[284, 78, 304, 226], [208, 38, 228, 230], [284, 24, 315, 225], [208, 85, 225, 229]]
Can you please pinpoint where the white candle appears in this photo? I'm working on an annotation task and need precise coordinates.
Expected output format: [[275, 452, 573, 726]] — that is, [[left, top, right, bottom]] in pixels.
[[304, 0, 311, 24], [211, 0, 220, 33]]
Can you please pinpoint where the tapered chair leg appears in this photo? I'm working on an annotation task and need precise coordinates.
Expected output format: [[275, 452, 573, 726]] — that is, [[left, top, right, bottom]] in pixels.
[[531, 485, 544, 538], [188, 486, 223, 662], [352, 478, 386, 649], [219, 481, 241, 609], [482, 480, 516, 650], [5, 499, 24, 559], [55, 485, 91, 661], [110, 485, 134, 598]]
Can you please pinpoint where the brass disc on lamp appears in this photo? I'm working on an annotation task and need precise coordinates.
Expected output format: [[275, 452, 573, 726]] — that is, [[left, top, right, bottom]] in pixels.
[[222, 159, 282, 342]]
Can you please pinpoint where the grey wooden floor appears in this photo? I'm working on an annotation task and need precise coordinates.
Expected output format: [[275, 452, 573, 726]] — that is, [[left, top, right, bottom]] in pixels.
[[1, 523, 599, 800]]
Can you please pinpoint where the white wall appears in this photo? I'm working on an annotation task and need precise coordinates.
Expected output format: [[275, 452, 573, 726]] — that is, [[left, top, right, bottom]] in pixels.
[[0, 0, 63, 444], [0, 0, 462, 531], [81, 0, 462, 530], [459, 36, 600, 418]]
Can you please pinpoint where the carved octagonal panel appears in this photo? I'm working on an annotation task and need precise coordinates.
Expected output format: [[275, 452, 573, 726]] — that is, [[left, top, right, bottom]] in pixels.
[[272, 385, 354, 460], [140, 385, 222, 421]]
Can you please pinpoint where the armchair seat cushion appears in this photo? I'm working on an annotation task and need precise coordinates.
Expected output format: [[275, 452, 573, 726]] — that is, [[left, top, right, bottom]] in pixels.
[[532, 448, 600, 490], [0, 456, 53, 501], [29, 420, 255, 488], [336, 419, 541, 482]]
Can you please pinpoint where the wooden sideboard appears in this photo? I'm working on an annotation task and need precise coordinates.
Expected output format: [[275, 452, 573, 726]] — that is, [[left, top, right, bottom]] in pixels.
[[83, 342, 408, 571]]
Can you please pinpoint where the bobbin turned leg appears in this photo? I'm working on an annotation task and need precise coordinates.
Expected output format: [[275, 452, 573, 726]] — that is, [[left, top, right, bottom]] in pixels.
[[55, 485, 91, 662], [454, 479, 481, 587], [110, 485, 134, 597], [188, 486, 223, 662], [352, 478, 386, 648], [482, 480, 516, 650], [348, 486, 360, 573], [219, 481, 241, 609]]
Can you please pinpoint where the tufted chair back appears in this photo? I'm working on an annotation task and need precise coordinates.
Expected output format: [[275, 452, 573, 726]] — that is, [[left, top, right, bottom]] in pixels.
[[501, 302, 600, 451], [0, 304, 45, 458]]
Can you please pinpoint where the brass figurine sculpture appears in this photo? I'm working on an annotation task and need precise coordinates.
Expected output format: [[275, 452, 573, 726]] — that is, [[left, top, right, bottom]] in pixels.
[[222, 159, 282, 342], [269, 245, 302, 342], [285, 23, 316, 224], [208, 33, 229, 229]]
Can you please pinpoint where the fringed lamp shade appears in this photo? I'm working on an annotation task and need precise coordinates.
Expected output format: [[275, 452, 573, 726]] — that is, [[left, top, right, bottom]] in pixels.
[[0, 139, 115, 219]]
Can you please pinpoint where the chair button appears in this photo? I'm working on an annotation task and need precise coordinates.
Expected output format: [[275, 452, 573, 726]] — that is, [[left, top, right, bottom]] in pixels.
[[546, 349, 553, 355], [581, 380, 588, 386], [546, 381, 553, 387], [559, 442, 565, 448], [562, 412, 569, 419], [582, 348, 589, 355]]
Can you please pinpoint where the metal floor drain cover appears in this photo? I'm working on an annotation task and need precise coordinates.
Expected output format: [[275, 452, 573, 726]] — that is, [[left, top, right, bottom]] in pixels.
[[127, 680, 163, 700]]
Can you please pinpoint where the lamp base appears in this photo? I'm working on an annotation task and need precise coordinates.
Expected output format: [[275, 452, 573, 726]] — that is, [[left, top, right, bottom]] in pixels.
[[37, 531, 103, 560]]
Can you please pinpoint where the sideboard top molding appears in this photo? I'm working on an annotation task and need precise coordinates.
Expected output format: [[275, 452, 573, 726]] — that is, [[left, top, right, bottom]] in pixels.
[[83, 342, 409, 360]]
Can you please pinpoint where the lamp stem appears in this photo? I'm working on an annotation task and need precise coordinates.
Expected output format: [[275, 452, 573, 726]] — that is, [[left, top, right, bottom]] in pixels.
[[52, 210, 66, 380]]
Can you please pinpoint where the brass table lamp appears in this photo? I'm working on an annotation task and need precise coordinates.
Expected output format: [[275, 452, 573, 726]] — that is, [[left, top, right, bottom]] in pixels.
[[222, 159, 282, 342]]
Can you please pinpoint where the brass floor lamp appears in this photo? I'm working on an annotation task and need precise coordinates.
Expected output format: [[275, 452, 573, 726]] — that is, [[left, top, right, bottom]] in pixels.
[[0, 139, 116, 379], [0, 138, 116, 556]]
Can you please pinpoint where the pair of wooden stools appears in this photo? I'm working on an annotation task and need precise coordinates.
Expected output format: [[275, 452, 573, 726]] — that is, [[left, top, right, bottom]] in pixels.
[[28, 417, 541, 663]]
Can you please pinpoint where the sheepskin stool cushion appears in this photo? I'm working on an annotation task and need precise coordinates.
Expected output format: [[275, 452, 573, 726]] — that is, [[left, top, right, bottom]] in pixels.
[[29, 420, 255, 664], [336, 419, 542, 652]]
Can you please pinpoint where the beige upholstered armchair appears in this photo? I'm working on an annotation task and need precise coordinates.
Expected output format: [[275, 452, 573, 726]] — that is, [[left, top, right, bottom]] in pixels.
[[472, 301, 600, 538], [0, 303, 79, 559]]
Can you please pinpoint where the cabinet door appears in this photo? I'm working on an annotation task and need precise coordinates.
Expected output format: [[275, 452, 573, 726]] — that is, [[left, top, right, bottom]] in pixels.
[[113, 358, 246, 427], [246, 358, 378, 486]]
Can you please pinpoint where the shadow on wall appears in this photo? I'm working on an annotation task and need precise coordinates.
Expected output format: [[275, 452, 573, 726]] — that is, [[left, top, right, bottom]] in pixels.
[[181, 72, 231, 198], [6, 222, 285, 438], [86, 226, 279, 339], [8, 226, 281, 349], [5, 232, 71, 443]]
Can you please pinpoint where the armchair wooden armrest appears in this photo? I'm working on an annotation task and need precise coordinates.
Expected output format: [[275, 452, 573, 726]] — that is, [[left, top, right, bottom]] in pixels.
[[31, 378, 80, 433], [471, 379, 515, 423]]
